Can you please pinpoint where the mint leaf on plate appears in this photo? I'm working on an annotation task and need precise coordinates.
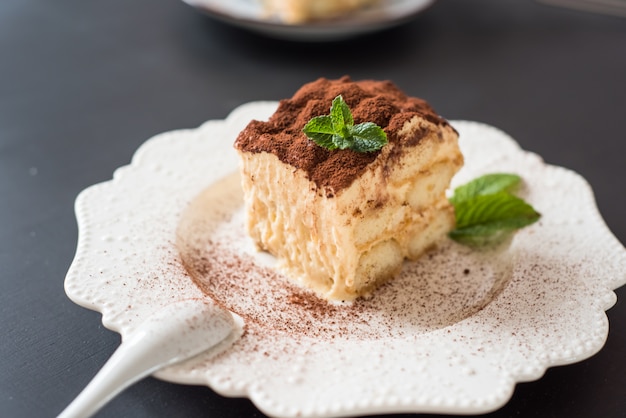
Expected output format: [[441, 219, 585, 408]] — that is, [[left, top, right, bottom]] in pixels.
[[449, 173, 521, 205], [302, 95, 387, 153], [449, 173, 540, 247]]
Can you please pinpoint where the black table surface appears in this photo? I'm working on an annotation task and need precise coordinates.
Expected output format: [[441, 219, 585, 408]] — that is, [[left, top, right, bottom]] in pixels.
[[2, 1, 625, 417]]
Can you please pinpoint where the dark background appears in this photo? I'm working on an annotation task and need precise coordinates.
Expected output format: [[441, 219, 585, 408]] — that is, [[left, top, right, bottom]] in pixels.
[[1, 0, 625, 417]]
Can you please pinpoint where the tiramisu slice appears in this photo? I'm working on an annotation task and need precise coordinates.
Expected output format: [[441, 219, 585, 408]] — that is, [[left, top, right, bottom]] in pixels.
[[234, 77, 463, 301]]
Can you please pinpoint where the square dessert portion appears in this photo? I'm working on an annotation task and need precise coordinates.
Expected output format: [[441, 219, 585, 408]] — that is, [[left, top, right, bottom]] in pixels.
[[234, 76, 463, 301]]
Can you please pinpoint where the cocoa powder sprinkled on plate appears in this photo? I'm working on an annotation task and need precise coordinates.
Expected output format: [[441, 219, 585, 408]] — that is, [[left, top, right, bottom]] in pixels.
[[176, 178, 514, 341]]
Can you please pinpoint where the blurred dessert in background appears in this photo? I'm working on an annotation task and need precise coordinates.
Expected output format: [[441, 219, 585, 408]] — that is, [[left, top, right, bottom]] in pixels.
[[262, 0, 379, 23]]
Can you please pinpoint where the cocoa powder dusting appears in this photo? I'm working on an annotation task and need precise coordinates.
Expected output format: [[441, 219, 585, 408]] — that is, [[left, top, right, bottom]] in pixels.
[[234, 76, 450, 194]]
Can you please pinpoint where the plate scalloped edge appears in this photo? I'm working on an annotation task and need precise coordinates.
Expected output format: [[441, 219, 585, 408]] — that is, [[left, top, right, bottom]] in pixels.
[[64, 101, 626, 417]]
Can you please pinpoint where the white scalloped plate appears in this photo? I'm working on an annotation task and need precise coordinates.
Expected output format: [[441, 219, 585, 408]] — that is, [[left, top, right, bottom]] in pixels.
[[65, 102, 626, 417]]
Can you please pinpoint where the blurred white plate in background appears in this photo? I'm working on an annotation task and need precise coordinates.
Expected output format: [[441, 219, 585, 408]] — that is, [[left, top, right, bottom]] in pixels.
[[181, 0, 437, 41]]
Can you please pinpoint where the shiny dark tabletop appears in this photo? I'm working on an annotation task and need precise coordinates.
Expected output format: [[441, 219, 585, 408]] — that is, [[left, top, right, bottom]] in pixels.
[[2, 1, 625, 417]]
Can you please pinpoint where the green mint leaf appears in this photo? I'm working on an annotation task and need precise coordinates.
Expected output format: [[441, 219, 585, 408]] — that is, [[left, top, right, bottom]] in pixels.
[[302, 95, 387, 153], [454, 192, 540, 230], [332, 134, 353, 150], [449, 225, 516, 247], [330, 95, 353, 130], [450, 173, 521, 205], [350, 122, 388, 153], [448, 175, 541, 248], [302, 115, 337, 150]]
